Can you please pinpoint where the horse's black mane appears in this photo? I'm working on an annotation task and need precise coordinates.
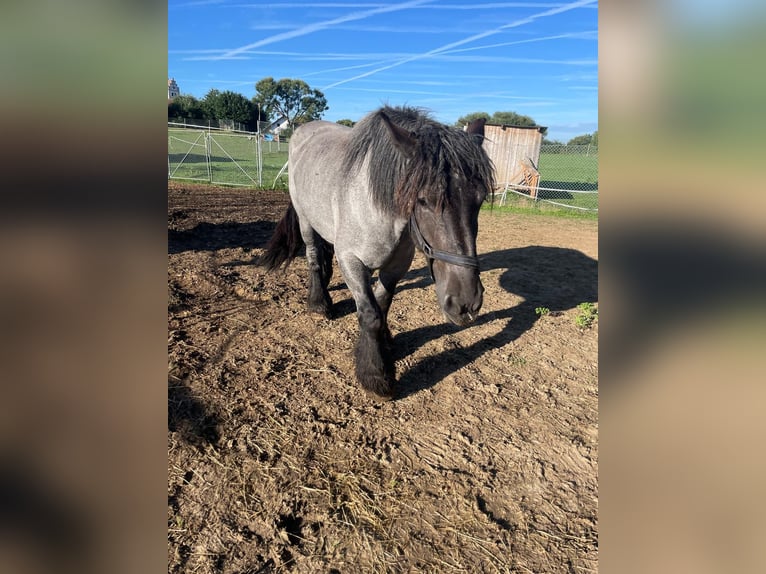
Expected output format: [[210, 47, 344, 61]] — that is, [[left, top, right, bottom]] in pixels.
[[343, 105, 494, 216]]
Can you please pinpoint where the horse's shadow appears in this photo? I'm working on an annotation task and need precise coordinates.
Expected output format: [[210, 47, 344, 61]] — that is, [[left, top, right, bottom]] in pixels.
[[168, 220, 277, 255], [169, 219, 598, 400], [392, 246, 598, 399]]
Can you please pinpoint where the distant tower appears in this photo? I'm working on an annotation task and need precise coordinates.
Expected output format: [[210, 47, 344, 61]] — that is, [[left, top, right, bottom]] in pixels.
[[168, 78, 180, 100]]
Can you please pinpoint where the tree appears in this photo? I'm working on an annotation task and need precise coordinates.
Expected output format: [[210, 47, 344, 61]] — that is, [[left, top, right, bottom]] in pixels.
[[201, 89, 256, 125], [455, 112, 490, 129], [590, 130, 598, 147], [200, 89, 221, 119], [254, 77, 328, 130], [168, 100, 181, 118], [542, 137, 564, 146], [336, 119, 356, 127], [168, 94, 204, 119], [567, 133, 593, 146], [455, 111, 547, 135]]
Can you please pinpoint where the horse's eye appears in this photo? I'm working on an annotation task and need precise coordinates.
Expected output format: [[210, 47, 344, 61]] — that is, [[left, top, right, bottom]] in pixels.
[[417, 197, 428, 207]]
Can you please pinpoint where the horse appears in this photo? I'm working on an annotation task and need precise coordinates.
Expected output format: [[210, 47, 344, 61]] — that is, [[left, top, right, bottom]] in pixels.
[[256, 105, 494, 399]]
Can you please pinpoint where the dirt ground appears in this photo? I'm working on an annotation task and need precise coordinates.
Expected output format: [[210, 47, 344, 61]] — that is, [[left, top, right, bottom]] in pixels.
[[168, 182, 598, 573]]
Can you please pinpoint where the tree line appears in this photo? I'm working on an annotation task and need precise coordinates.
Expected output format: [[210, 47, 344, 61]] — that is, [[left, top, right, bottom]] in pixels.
[[455, 111, 597, 147], [168, 77, 328, 133], [544, 131, 598, 147], [168, 76, 595, 145]]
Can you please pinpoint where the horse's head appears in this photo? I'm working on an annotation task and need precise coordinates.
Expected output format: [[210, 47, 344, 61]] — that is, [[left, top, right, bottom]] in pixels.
[[381, 114, 491, 326]]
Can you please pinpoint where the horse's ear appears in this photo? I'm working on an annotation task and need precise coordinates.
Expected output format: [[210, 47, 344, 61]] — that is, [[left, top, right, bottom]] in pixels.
[[465, 117, 486, 142], [379, 111, 417, 156]]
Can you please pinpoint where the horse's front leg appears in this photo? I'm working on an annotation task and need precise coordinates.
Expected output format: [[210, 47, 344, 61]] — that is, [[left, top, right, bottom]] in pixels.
[[337, 254, 395, 399], [374, 240, 415, 347]]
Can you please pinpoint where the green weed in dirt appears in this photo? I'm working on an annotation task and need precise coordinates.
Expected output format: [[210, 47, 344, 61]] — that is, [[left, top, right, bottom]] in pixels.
[[575, 302, 598, 329]]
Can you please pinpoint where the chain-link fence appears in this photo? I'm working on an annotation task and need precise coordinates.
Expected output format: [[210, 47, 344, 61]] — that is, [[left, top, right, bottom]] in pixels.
[[495, 144, 598, 213], [168, 122, 289, 188]]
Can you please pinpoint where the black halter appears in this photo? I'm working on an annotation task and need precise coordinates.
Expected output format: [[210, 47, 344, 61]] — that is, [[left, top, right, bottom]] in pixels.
[[409, 214, 480, 280]]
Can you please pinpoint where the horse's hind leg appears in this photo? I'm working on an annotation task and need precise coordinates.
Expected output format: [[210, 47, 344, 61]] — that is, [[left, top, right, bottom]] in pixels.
[[318, 236, 334, 291], [304, 228, 334, 318]]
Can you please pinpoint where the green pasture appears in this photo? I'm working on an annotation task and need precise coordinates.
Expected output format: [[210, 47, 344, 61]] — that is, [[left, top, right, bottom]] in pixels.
[[168, 127, 289, 188], [489, 150, 599, 216], [538, 150, 598, 188], [482, 194, 598, 219]]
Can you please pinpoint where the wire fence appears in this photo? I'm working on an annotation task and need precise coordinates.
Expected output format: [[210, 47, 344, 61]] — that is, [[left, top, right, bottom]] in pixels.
[[169, 116, 253, 133], [168, 122, 289, 188], [168, 123, 598, 213], [493, 144, 598, 213]]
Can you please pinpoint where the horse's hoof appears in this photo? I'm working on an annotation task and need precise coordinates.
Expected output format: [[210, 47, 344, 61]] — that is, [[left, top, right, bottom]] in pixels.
[[358, 375, 395, 401], [364, 389, 395, 402], [307, 302, 333, 319]]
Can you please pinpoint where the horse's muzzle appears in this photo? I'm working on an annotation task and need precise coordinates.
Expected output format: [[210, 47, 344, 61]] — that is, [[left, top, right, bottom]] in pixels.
[[441, 277, 484, 326]]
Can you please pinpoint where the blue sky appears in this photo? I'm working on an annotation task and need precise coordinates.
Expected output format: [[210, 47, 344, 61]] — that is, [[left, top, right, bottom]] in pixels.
[[168, 1, 598, 142]]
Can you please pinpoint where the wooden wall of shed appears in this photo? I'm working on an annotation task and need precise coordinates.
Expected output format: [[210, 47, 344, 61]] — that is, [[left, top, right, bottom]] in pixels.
[[482, 125, 543, 189]]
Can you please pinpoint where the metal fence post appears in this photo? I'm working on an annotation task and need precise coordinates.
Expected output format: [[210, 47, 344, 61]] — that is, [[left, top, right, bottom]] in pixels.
[[256, 131, 263, 187], [204, 132, 212, 183]]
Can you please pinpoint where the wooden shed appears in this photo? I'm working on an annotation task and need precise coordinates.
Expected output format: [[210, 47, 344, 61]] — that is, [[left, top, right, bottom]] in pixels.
[[481, 124, 546, 198]]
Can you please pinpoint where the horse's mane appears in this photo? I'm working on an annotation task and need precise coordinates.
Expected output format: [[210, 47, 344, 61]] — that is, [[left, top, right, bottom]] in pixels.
[[343, 105, 494, 216]]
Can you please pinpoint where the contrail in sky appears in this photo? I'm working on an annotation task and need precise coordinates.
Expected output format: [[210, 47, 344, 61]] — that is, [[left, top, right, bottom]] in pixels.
[[322, 0, 598, 90], [438, 30, 597, 56], [210, 0, 435, 60]]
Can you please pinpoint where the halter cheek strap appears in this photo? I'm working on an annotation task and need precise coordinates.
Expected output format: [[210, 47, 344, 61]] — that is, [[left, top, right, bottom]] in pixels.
[[409, 215, 480, 280]]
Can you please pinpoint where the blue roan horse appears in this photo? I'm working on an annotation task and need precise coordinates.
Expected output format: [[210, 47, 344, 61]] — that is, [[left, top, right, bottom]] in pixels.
[[257, 105, 494, 399]]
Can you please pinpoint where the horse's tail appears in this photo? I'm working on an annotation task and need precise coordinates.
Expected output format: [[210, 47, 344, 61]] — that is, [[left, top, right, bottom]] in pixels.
[[256, 202, 304, 271]]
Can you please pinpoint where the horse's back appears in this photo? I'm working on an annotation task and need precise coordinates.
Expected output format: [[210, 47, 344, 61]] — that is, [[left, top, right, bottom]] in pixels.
[[289, 120, 351, 186], [289, 120, 350, 167], [288, 121, 353, 243]]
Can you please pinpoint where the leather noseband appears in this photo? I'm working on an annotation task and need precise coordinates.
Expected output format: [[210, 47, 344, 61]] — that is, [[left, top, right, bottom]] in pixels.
[[409, 214, 480, 280]]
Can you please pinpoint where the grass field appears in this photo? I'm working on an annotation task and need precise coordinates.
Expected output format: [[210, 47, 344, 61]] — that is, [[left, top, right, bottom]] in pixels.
[[482, 194, 598, 219], [538, 150, 599, 187], [168, 128, 289, 188], [492, 150, 599, 214], [168, 127, 598, 214]]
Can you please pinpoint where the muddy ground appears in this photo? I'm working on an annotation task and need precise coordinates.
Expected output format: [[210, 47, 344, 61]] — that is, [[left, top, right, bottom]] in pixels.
[[168, 182, 598, 573]]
